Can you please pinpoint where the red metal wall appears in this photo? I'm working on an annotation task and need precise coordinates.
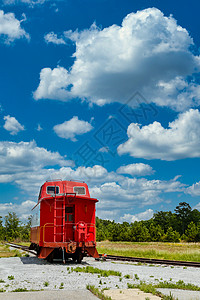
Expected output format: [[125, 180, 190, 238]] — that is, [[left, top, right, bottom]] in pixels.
[[31, 181, 97, 247]]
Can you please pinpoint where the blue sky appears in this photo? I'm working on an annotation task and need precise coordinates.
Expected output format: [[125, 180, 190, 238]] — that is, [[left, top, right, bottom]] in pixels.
[[0, 0, 200, 223]]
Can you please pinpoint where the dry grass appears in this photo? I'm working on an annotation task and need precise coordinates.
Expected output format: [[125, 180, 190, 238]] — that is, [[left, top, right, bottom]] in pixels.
[[97, 241, 200, 262], [0, 243, 23, 258]]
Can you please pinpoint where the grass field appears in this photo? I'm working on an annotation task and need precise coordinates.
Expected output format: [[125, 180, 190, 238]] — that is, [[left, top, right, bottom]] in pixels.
[[97, 241, 200, 262], [0, 242, 30, 258]]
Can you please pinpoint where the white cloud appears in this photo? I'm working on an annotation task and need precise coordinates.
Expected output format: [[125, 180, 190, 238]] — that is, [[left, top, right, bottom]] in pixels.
[[36, 124, 43, 131], [34, 8, 200, 111], [117, 163, 154, 176], [53, 116, 93, 141], [3, 115, 25, 135], [0, 140, 73, 179], [120, 209, 154, 223], [118, 109, 200, 161], [90, 175, 185, 213], [0, 10, 29, 43], [44, 32, 66, 45], [193, 203, 200, 211], [185, 182, 200, 196], [0, 200, 36, 222], [0, 158, 187, 221], [33, 67, 69, 100]]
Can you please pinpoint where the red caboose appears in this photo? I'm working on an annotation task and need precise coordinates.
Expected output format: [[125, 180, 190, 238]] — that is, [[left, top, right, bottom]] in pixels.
[[30, 180, 99, 263]]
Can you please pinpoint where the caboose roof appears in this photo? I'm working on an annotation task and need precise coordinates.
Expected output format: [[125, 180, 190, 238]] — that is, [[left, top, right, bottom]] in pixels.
[[33, 179, 98, 210]]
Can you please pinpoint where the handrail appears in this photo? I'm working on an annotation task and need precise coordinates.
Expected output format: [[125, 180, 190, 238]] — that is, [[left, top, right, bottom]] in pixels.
[[41, 222, 96, 243]]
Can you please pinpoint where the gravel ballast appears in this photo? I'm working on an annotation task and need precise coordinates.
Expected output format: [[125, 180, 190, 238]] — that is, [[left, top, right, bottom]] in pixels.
[[0, 256, 200, 297]]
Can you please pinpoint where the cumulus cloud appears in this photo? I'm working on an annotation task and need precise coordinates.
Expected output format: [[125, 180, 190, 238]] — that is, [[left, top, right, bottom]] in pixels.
[[53, 116, 93, 141], [44, 31, 66, 45], [0, 158, 188, 221], [185, 182, 200, 196], [34, 8, 200, 111], [3, 115, 25, 135], [0, 10, 29, 43], [118, 109, 200, 161], [120, 209, 154, 223], [117, 163, 154, 176], [0, 200, 36, 221], [33, 67, 69, 100], [90, 175, 185, 213], [0, 140, 73, 180]]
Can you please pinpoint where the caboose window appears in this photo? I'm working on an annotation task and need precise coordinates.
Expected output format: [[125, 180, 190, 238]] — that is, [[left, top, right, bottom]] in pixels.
[[47, 186, 59, 194], [73, 186, 86, 195]]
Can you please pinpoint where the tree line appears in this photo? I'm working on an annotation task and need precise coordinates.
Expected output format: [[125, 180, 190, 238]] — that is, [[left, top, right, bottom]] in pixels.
[[96, 202, 200, 242], [0, 212, 31, 242], [0, 202, 200, 243]]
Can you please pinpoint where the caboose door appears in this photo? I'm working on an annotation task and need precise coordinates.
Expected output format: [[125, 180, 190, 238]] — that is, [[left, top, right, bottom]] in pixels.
[[65, 205, 74, 241]]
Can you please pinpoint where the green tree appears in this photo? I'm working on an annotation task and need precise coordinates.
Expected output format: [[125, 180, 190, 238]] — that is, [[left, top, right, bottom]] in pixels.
[[130, 221, 150, 242], [153, 211, 177, 232], [185, 221, 199, 242], [162, 227, 180, 242], [190, 209, 200, 225], [174, 202, 192, 234], [20, 215, 32, 241], [4, 212, 21, 241], [149, 223, 164, 241], [0, 216, 4, 240]]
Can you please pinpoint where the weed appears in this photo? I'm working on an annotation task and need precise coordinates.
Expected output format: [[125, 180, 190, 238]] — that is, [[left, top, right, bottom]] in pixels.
[[102, 288, 110, 291], [0, 288, 5, 293], [0, 279, 5, 283], [8, 275, 14, 280], [73, 266, 121, 277], [44, 281, 49, 287], [134, 274, 139, 280], [24, 254, 29, 257], [119, 277, 122, 282], [124, 274, 130, 279], [59, 282, 64, 289], [87, 284, 111, 300], [156, 280, 200, 291], [128, 281, 158, 295], [99, 280, 102, 285], [12, 288, 28, 292]]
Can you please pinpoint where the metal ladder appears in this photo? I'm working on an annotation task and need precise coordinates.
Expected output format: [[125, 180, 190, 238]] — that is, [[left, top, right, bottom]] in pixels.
[[53, 187, 65, 242]]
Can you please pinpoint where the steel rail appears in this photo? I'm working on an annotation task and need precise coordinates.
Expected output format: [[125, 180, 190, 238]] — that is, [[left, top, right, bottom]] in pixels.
[[100, 254, 200, 268], [5, 242, 37, 256]]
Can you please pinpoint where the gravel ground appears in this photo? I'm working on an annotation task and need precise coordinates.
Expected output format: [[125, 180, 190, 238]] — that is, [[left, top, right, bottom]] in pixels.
[[0, 256, 200, 297]]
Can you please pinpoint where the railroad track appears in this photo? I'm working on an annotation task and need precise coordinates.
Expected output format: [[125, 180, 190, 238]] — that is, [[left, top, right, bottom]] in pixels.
[[5, 242, 37, 256], [5, 243, 200, 268], [100, 254, 200, 268]]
